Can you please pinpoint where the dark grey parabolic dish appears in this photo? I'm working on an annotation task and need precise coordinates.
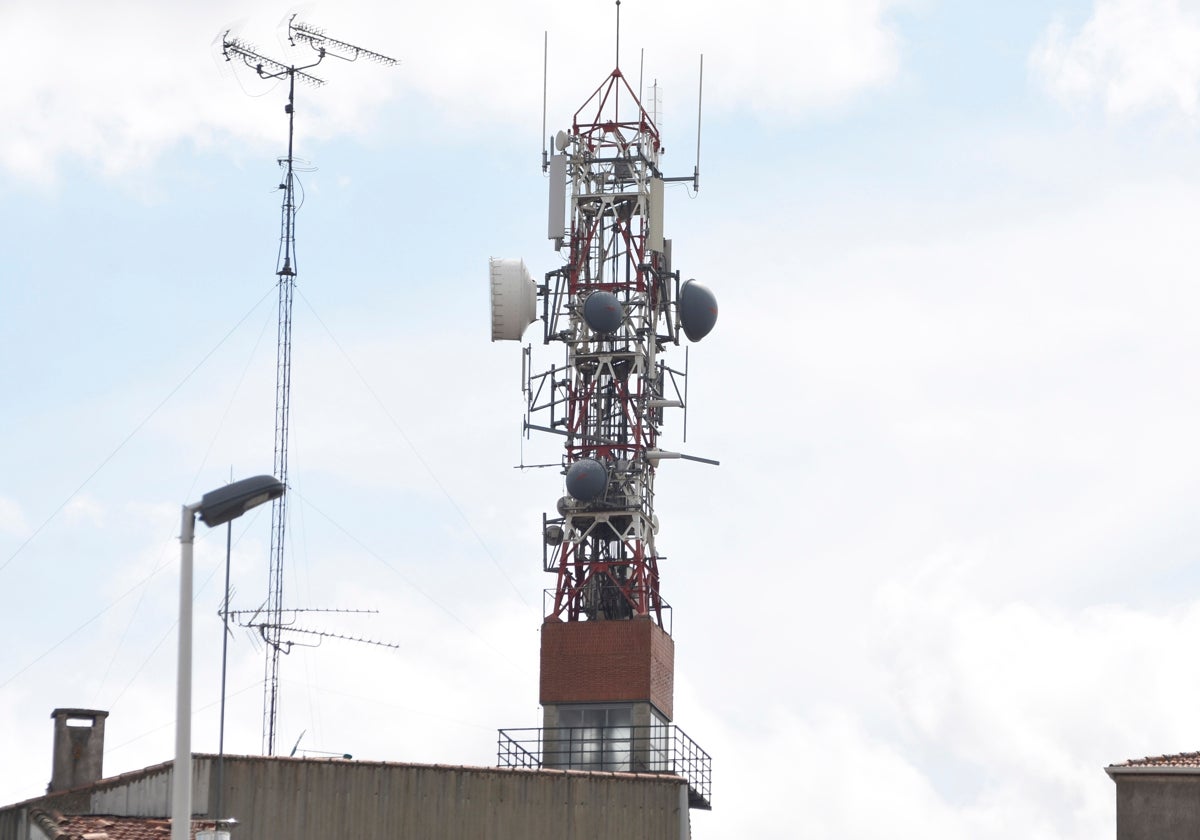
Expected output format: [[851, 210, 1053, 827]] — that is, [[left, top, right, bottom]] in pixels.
[[679, 279, 718, 342], [565, 458, 608, 502], [582, 290, 623, 334]]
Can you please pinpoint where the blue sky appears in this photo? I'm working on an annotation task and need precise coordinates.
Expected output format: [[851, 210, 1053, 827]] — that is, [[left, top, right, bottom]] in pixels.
[[5, 1, 1200, 837]]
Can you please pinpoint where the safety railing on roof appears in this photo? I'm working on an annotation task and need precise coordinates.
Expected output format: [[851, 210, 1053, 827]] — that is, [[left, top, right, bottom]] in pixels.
[[497, 724, 711, 810]]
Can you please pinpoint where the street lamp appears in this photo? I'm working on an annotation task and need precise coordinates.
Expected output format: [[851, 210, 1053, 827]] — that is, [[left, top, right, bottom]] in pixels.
[[173, 476, 285, 840]]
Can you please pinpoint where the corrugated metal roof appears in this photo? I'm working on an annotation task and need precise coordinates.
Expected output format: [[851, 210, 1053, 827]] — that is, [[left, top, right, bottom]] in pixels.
[[7, 755, 689, 840]]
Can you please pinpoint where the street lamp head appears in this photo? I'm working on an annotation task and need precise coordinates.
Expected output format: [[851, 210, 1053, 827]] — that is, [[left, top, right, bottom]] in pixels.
[[197, 475, 285, 527]]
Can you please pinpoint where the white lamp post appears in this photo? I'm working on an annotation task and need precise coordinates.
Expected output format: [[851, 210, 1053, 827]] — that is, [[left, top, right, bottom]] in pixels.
[[173, 476, 285, 840]]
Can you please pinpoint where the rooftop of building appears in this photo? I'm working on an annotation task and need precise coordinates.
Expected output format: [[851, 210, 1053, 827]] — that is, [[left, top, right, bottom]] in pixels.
[[2, 750, 690, 813], [3, 752, 692, 840], [1107, 752, 1200, 775]]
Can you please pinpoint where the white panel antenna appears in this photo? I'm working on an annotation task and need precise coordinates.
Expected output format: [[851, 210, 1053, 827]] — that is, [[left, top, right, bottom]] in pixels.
[[548, 154, 567, 244]]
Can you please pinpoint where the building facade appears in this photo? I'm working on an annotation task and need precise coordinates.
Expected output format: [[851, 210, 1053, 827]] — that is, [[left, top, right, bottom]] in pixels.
[[2, 753, 692, 840], [1107, 752, 1200, 840]]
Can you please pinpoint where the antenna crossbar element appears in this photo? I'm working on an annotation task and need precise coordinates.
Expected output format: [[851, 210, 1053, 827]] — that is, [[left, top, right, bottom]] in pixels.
[[221, 36, 326, 86], [289, 17, 400, 66], [279, 626, 402, 650], [225, 607, 383, 620]]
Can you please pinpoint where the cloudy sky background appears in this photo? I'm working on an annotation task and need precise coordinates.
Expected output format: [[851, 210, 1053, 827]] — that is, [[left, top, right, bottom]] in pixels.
[[4, 0, 1200, 837]]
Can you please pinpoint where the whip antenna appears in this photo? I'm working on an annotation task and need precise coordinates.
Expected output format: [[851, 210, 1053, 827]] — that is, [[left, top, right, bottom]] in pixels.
[[694, 54, 704, 191], [542, 32, 549, 172], [615, 0, 622, 68]]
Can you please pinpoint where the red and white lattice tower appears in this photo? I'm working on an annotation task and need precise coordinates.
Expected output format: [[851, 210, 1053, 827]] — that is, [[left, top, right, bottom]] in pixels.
[[491, 38, 717, 811]]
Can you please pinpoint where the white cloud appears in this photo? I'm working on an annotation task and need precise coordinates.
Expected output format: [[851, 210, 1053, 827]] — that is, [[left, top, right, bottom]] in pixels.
[[596, 0, 907, 116], [679, 576, 1200, 839], [0, 498, 29, 537], [0, 0, 907, 182], [652, 159, 1200, 838], [0, 1, 407, 184], [724, 709, 968, 839], [65, 495, 105, 528], [871, 578, 1200, 839], [1032, 0, 1200, 118]]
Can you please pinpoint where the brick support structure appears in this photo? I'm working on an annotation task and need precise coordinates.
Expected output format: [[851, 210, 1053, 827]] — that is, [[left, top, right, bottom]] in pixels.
[[539, 617, 674, 719]]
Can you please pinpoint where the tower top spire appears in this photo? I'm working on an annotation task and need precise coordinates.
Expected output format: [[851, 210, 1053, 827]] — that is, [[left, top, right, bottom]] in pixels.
[[615, 0, 621, 69]]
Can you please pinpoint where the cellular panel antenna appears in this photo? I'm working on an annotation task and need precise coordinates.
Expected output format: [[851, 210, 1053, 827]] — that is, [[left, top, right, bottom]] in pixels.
[[493, 2, 718, 811], [220, 17, 398, 756]]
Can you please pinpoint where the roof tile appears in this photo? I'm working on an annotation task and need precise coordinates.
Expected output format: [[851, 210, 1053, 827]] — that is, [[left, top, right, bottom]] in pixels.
[[1115, 752, 1200, 768], [29, 810, 215, 840]]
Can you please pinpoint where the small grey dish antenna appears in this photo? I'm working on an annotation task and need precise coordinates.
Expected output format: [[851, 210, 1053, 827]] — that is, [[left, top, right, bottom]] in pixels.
[[555, 130, 570, 152], [565, 458, 608, 502], [583, 290, 623, 334]]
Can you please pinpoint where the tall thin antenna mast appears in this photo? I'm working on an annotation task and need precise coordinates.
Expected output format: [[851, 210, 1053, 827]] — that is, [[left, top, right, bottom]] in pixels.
[[220, 19, 397, 756], [694, 54, 704, 191], [639, 48, 644, 103], [615, 0, 621, 68], [542, 32, 549, 172]]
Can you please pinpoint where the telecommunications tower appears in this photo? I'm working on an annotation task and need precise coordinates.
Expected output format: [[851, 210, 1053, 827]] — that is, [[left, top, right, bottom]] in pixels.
[[493, 6, 718, 811], [221, 18, 398, 756]]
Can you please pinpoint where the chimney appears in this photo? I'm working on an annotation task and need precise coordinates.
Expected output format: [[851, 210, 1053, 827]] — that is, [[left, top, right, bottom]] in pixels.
[[48, 709, 108, 792]]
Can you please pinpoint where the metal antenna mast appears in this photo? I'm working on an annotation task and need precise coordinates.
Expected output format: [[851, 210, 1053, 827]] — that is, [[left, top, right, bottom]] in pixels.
[[221, 18, 397, 756]]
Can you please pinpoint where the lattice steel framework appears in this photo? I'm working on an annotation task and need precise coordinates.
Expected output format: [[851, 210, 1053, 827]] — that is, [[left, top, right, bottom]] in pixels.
[[528, 67, 703, 627]]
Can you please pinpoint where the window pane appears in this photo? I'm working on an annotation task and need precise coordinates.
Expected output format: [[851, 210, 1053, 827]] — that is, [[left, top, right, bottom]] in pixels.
[[607, 707, 632, 727]]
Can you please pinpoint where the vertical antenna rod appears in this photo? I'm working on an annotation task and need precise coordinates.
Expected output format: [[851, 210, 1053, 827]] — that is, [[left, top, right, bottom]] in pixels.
[[639, 47, 644, 103], [542, 31, 549, 172], [694, 54, 704, 191], [615, 0, 621, 68], [220, 21, 397, 755]]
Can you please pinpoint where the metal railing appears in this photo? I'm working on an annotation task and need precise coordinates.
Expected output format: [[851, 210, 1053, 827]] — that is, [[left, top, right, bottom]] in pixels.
[[497, 724, 711, 810]]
